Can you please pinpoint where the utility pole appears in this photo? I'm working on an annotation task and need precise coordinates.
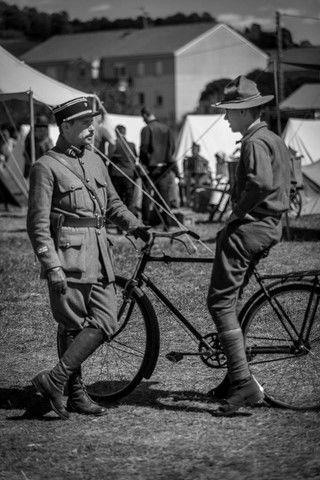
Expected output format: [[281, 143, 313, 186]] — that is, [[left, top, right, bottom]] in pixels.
[[276, 11, 285, 107]]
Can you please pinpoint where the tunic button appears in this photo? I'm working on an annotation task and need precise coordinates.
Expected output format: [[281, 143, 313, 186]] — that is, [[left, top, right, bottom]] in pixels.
[[97, 230, 101, 235], [66, 242, 70, 247], [86, 178, 90, 183], [71, 185, 75, 190], [92, 195, 96, 199]]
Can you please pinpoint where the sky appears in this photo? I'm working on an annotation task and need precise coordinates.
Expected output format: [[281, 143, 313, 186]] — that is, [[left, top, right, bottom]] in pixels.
[[5, 0, 320, 44]]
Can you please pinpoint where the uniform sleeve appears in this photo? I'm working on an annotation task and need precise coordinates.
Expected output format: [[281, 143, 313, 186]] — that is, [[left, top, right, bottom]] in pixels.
[[27, 161, 61, 272], [233, 141, 274, 218]]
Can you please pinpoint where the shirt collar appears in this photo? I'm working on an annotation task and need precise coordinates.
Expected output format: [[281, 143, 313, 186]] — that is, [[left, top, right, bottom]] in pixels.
[[241, 121, 268, 143], [55, 134, 90, 158]]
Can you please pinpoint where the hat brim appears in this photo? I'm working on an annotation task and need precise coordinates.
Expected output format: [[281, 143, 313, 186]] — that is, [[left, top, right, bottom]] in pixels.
[[213, 95, 274, 109]]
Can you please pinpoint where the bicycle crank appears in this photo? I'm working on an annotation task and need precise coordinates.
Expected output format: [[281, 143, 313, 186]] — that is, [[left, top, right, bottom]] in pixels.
[[198, 333, 227, 368]]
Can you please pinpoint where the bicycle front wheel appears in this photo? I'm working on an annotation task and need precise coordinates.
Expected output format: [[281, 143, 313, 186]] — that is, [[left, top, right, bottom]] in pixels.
[[240, 282, 320, 410], [82, 276, 160, 402]]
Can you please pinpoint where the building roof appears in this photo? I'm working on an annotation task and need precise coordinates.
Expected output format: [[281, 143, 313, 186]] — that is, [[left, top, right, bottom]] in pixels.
[[282, 47, 320, 70], [280, 84, 320, 110], [22, 23, 219, 63], [268, 47, 320, 71], [20, 22, 267, 64]]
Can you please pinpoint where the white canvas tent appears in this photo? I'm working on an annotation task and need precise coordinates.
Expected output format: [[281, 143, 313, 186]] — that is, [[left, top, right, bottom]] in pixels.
[[282, 118, 320, 166], [0, 45, 95, 206], [300, 161, 320, 215], [282, 118, 320, 215], [175, 115, 241, 175], [0, 44, 90, 106]]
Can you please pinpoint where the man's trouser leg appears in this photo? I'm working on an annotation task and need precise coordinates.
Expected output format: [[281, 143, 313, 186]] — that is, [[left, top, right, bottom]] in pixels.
[[207, 223, 252, 384], [207, 218, 282, 406], [32, 282, 118, 419]]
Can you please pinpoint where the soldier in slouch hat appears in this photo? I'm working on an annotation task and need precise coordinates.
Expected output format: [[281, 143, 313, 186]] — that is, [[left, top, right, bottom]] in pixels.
[[206, 76, 291, 415]]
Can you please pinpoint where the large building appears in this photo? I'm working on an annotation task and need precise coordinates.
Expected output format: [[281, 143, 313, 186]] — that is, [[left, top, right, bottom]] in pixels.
[[22, 23, 269, 124]]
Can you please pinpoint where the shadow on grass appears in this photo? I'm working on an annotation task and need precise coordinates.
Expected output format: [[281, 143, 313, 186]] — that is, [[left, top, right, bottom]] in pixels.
[[0, 385, 59, 421], [0, 383, 255, 420], [98, 382, 256, 417]]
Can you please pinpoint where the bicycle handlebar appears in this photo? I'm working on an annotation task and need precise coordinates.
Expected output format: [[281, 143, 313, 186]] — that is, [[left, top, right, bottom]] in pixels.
[[150, 229, 200, 241], [126, 228, 200, 255]]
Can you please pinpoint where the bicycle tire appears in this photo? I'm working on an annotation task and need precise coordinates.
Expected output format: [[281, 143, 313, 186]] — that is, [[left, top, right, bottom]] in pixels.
[[82, 275, 160, 402], [239, 282, 320, 410]]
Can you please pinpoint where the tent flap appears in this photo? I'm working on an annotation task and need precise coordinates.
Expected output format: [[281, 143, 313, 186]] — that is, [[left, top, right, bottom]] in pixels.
[[0, 45, 91, 106]]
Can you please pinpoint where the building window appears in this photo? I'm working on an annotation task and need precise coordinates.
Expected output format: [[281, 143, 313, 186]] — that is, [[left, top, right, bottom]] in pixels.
[[91, 59, 100, 80], [155, 61, 163, 76], [155, 94, 163, 107], [137, 62, 145, 76], [138, 92, 145, 105], [113, 63, 126, 78]]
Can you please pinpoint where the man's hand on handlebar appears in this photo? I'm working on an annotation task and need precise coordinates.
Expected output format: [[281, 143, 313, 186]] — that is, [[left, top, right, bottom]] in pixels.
[[130, 226, 152, 243]]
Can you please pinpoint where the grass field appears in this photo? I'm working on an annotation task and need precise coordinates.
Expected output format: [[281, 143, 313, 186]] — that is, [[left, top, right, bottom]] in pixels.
[[1, 210, 320, 480]]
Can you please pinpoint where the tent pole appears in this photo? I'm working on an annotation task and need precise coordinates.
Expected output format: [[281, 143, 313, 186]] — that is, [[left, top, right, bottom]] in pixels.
[[29, 90, 36, 165]]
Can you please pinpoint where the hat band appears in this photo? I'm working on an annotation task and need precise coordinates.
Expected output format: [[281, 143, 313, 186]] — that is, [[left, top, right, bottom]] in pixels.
[[62, 109, 93, 122], [223, 92, 262, 104]]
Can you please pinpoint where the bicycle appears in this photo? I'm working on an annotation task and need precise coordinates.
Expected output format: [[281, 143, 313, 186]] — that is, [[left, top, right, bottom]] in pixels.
[[82, 230, 320, 411]]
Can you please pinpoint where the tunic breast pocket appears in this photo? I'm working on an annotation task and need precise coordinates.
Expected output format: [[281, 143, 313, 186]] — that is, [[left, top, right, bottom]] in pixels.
[[58, 231, 86, 273], [94, 177, 108, 206], [57, 177, 85, 210]]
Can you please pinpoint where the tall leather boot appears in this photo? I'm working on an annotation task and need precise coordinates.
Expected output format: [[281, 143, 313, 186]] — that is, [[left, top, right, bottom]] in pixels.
[[32, 327, 106, 420], [57, 330, 107, 416]]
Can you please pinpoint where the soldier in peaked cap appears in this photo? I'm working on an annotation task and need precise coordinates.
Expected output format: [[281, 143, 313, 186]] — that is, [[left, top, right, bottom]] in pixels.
[[27, 96, 150, 420], [205, 76, 292, 415]]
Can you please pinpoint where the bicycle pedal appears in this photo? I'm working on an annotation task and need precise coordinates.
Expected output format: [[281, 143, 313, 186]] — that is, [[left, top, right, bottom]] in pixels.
[[166, 351, 184, 363]]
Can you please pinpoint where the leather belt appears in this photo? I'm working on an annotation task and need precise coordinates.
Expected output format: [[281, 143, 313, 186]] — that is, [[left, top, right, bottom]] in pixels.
[[62, 215, 105, 229]]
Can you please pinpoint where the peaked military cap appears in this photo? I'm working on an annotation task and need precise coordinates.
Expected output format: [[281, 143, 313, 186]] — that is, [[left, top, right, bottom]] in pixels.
[[52, 97, 101, 126]]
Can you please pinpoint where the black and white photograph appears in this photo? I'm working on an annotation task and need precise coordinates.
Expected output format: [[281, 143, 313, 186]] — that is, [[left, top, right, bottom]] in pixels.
[[0, 1, 320, 479]]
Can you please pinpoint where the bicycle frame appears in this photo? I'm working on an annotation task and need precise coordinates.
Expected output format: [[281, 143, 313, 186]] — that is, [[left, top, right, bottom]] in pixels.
[[124, 232, 320, 362], [252, 269, 320, 350], [127, 240, 216, 355]]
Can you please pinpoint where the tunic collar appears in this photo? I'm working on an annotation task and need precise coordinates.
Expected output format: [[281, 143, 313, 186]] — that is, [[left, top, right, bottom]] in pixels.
[[55, 135, 91, 158]]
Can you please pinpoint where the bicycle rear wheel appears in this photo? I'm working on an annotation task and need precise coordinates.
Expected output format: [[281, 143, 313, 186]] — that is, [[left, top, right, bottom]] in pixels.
[[82, 276, 160, 402], [240, 282, 320, 410]]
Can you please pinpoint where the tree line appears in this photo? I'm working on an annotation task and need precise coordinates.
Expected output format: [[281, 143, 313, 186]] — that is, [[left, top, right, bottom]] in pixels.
[[0, 0, 303, 49]]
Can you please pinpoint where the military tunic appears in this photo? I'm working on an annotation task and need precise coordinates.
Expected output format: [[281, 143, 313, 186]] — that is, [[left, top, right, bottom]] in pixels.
[[27, 135, 140, 335]]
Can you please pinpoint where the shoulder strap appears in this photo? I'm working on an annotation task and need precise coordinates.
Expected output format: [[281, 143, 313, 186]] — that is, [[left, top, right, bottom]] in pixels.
[[46, 150, 105, 213]]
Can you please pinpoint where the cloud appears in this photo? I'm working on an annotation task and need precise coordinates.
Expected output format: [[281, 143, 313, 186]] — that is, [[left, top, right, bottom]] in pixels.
[[217, 13, 273, 29], [89, 4, 111, 14]]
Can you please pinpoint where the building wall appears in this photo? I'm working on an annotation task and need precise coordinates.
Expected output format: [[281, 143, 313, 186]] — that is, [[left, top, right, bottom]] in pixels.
[[175, 26, 269, 122], [100, 54, 176, 123]]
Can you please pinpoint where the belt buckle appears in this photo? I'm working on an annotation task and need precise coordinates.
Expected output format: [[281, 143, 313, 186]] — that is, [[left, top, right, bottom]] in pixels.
[[95, 215, 104, 229]]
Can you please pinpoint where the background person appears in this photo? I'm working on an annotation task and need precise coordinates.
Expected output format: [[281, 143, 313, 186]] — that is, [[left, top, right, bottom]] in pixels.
[[27, 97, 150, 420], [183, 142, 211, 207], [108, 124, 138, 216], [139, 107, 179, 229], [24, 115, 53, 178], [206, 76, 291, 415]]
